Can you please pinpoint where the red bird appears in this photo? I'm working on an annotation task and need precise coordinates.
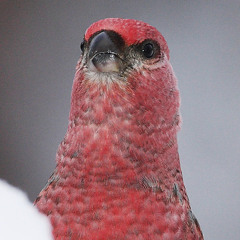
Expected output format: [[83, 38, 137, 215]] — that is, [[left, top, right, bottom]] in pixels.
[[35, 18, 204, 240]]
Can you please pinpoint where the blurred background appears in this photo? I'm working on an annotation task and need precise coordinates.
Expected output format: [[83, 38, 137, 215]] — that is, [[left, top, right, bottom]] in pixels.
[[1, 1, 239, 239]]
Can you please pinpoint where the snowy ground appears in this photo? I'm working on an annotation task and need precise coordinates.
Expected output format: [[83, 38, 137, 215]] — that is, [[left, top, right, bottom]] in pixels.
[[0, 180, 53, 240]]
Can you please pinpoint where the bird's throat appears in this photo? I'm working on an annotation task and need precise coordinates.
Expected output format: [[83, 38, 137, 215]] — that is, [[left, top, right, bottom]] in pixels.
[[57, 67, 182, 189], [57, 97, 180, 190]]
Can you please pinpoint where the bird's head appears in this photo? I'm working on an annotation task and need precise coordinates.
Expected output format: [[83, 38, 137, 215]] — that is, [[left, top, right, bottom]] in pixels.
[[79, 18, 169, 83], [70, 18, 180, 134]]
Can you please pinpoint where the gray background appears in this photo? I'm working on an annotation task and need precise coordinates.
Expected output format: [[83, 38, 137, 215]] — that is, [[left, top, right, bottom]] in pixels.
[[1, 1, 239, 239]]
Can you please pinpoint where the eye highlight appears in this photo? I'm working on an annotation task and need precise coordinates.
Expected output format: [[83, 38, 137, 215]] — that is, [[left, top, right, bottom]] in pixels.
[[142, 43, 154, 58], [138, 40, 160, 60]]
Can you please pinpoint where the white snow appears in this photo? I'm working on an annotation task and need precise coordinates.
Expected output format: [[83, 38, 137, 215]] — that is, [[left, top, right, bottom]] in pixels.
[[0, 179, 53, 240]]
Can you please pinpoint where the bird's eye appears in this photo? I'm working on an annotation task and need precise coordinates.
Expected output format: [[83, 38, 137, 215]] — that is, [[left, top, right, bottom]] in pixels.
[[142, 43, 154, 58], [80, 41, 85, 53]]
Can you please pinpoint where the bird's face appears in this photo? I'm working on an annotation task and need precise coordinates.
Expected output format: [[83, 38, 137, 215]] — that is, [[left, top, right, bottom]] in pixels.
[[78, 18, 169, 86], [70, 18, 180, 131]]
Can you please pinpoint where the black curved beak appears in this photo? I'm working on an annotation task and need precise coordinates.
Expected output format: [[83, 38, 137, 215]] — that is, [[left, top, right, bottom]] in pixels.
[[88, 31, 124, 73]]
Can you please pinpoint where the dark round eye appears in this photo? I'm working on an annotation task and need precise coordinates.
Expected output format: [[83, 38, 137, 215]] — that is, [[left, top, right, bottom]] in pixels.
[[80, 41, 85, 52], [142, 43, 154, 58]]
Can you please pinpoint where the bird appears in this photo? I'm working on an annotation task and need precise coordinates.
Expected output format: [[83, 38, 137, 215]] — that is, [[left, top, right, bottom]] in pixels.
[[34, 18, 204, 240]]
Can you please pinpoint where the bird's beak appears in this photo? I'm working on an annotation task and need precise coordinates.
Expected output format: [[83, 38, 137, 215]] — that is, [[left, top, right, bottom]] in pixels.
[[88, 31, 124, 73]]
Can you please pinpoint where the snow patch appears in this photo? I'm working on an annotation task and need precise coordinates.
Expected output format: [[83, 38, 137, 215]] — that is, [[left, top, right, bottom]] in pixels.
[[0, 179, 53, 240]]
